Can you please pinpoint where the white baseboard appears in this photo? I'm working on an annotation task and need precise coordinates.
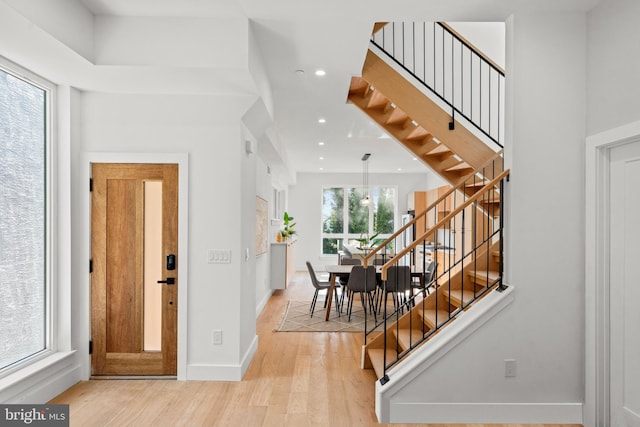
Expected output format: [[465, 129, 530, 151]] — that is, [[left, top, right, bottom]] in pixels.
[[187, 335, 258, 382], [240, 335, 258, 378], [187, 364, 243, 381], [256, 290, 273, 317], [389, 402, 583, 424]]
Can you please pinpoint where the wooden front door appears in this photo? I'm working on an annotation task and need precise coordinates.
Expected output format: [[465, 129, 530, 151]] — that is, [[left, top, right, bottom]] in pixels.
[[91, 163, 178, 376]]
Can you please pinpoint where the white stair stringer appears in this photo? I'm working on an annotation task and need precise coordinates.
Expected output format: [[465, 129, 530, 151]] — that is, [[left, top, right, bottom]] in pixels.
[[375, 285, 517, 424]]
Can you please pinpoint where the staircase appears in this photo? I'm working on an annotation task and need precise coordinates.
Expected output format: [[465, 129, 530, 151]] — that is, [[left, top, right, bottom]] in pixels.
[[347, 22, 510, 384], [348, 54, 497, 184]]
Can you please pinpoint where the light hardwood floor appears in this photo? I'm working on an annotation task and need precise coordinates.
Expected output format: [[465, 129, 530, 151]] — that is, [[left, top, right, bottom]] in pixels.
[[50, 272, 582, 427]]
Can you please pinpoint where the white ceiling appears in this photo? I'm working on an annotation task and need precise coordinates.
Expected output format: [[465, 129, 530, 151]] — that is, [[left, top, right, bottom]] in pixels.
[[78, 0, 599, 175]]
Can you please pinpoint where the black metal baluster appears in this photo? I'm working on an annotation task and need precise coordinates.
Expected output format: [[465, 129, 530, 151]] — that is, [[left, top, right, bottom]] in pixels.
[[402, 22, 405, 68], [489, 68, 492, 138], [412, 22, 416, 75], [423, 22, 427, 83]]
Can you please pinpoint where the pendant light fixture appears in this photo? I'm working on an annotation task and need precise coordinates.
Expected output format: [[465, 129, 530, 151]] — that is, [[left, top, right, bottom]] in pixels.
[[361, 153, 371, 206]]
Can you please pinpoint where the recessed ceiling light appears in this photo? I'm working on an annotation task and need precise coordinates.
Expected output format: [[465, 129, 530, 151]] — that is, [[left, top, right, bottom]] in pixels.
[[318, 118, 326, 124], [397, 168, 403, 171], [318, 141, 325, 146], [413, 157, 418, 161], [319, 167, 324, 171], [315, 69, 326, 76], [319, 157, 324, 160]]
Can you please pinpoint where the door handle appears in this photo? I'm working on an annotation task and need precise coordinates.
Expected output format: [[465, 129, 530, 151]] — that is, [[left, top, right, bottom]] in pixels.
[[157, 277, 175, 285]]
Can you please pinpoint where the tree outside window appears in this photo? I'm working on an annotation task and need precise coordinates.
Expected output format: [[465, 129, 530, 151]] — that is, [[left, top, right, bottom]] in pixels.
[[321, 186, 396, 255]]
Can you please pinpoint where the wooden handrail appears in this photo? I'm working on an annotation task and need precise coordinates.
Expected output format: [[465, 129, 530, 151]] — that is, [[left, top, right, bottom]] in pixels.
[[379, 168, 510, 280], [439, 22, 505, 76], [362, 182, 461, 266], [362, 150, 504, 267], [372, 22, 388, 35]]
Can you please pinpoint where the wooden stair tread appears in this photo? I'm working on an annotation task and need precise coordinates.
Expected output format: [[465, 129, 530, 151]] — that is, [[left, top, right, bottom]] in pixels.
[[405, 126, 432, 142], [348, 77, 370, 97], [367, 90, 391, 110], [386, 108, 410, 127], [481, 198, 501, 204], [425, 143, 452, 157], [443, 288, 479, 307], [367, 348, 399, 379], [419, 309, 451, 329], [465, 180, 490, 188], [468, 270, 500, 286], [437, 155, 468, 172], [468, 269, 499, 278], [394, 328, 428, 351], [444, 161, 473, 172], [414, 140, 440, 156], [477, 189, 501, 197]]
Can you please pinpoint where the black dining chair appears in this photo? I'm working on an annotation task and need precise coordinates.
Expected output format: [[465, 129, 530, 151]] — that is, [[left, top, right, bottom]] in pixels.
[[306, 261, 341, 317], [380, 265, 413, 315], [344, 265, 377, 322], [411, 261, 437, 298]]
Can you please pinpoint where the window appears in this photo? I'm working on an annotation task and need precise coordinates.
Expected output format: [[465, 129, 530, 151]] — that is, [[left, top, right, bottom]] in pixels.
[[322, 186, 397, 255], [0, 59, 52, 373]]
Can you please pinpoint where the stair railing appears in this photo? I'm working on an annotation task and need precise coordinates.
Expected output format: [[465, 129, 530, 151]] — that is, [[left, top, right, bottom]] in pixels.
[[362, 156, 509, 384], [371, 22, 505, 148], [362, 150, 504, 271]]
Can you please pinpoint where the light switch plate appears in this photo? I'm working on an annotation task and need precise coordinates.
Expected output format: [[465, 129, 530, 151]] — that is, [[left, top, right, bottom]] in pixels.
[[207, 249, 231, 264]]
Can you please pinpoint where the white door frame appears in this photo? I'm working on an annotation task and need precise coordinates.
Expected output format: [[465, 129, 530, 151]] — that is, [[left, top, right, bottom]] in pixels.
[[82, 152, 189, 380], [585, 120, 640, 427]]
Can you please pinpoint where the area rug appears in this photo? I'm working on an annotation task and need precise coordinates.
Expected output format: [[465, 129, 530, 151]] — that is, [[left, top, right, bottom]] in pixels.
[[275, 300, 384, 333]]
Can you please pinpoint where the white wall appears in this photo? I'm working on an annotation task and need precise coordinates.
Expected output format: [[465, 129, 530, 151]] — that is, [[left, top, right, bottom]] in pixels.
[[288, 171, 434, 271], [448, 22, 506, 69], [386, 11, 587, 424], [239, 125, 258, 371], [78, 92, 257, 380], [3, 0, 94, 61], [586, 0, 640, 136], [584, 2, 640, 425], [0, 0, 275, 393]]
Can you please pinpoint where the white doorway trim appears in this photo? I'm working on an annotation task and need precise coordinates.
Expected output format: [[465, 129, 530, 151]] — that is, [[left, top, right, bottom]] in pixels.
[[82, 152, 189, 380], [585, 120, 640, 427]]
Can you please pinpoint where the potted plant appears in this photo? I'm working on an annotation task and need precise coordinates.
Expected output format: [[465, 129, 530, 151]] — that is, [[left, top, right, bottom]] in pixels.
[[280, 211, 297, 241], [355, 232, 382, 254]]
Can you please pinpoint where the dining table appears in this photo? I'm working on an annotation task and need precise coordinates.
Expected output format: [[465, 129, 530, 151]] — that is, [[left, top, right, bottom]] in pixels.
[[323, 264, 425, 321], [323, 265, 353, 321]]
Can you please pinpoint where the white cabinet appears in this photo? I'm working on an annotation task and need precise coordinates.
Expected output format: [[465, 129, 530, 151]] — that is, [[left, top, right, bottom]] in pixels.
[[270, 240, 296, 289]]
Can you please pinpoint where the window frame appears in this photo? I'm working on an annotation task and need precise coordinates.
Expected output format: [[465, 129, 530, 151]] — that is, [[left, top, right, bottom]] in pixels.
[[0, 56, 56, 377], [321, 185, 398, 255]]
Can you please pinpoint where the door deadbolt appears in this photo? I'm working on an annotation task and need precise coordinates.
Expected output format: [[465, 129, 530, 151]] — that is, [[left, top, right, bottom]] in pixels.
[[167, 254, 176, 270]]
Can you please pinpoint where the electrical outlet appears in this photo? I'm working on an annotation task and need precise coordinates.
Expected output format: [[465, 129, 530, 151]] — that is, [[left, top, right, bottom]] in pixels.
[[504, 359, 516, 377], [212, 330, 222, 345]]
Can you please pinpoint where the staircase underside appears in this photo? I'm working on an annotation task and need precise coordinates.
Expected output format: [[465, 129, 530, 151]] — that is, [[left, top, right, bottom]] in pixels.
[[348, 49, 500, 187]]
